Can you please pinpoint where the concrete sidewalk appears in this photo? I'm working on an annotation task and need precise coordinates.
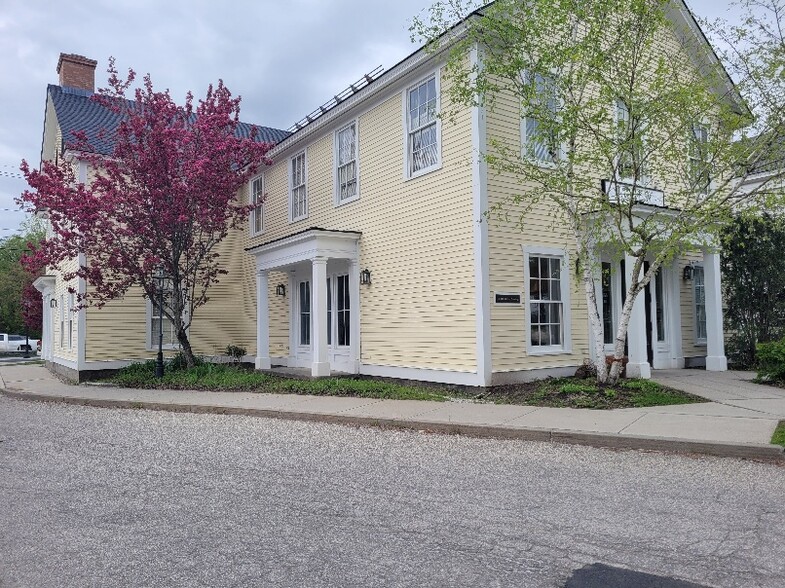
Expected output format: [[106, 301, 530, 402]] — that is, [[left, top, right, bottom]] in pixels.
[[1, 364, 783, 461]]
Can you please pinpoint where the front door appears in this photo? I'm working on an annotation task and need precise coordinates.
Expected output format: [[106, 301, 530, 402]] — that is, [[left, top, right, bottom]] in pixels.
[[292, 264, 353, 372]]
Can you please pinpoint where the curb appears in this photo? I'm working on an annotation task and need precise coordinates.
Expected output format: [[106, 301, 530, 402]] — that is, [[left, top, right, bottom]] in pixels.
[[2, 388, 784, 463]]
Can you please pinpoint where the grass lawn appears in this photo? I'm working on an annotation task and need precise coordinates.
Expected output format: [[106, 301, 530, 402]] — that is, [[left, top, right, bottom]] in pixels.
[[104, 359, 704, 409], [772, 421, 785, 447]]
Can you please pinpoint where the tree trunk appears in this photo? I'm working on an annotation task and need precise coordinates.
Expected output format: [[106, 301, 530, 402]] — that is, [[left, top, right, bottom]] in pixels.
[[581, 253, 610, 384], [176, 328, 197, 368]]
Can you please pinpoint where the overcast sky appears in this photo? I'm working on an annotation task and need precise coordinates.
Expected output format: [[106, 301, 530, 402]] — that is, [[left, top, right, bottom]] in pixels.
[[0, 0, 738, 236]]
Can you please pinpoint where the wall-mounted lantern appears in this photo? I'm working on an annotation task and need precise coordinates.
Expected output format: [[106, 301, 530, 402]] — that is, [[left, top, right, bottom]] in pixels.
[[360, 269, 372, 285], [682, 264, 694, 281], [275, 283, 286, 297], [49, 299, 57, 308]]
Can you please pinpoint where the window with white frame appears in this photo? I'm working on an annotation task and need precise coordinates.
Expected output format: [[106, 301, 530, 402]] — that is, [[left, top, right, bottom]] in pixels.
[[250, 175, 264, 235], [522, 71, 560, 164], [335, 122, 358, 203], [525, 249, 570, 352], [406, 75, 439, 177], [68, 292, 74, 349], [290, 151, 307, 221], [693, 265, 707, 342], [149, 282, 177, 350], [601, 262, 614, 345], [616, 99, 644, 182], [299, 280, 311, 346], [59, 294, 64, 348], [689, 123, 710, 195]]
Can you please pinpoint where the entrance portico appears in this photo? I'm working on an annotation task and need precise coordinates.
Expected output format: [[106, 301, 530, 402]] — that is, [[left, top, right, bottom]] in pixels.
[[247, 229, 361, 378], [595, 247, 727, 378]]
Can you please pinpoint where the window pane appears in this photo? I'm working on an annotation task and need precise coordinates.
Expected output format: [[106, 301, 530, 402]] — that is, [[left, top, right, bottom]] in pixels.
[[539, 257, 548, 277], [530, 257, 539, 278], [551, 279, 561, 302], [550, 324, 561, 346]]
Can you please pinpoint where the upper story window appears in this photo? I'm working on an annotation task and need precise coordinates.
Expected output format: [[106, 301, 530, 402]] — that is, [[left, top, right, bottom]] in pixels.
[[690, 123, 710, 195], [522, 72, 560, 164], [290, 151, 307, 222], [335, 122, 358, 204], [616, 99, 647, 183], [250, 175, 264, 235], [406, 75, 440, 177]]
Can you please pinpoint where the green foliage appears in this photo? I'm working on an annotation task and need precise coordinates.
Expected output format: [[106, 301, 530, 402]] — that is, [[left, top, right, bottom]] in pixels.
[[225, 344, 247, 364], [771, 421, 785, 447], [559, 382, 599, 394], [0, 231, 44, 336], [721, 213, 785, 368], [756, 338, 785, 383], [108, 362, 447, 401]]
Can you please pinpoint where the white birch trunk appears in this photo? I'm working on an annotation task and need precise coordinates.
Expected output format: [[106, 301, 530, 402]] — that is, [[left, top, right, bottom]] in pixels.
[[581, 251, 609, 383]]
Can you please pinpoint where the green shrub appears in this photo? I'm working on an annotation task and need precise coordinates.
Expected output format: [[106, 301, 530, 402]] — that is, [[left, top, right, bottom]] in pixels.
[[167, 353, 205, 371], [756, 339, 785, 383], [225, 344, 247, 364]]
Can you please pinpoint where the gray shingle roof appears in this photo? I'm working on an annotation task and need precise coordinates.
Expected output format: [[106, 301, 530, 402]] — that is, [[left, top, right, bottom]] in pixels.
[[49, 84, 290, 156]]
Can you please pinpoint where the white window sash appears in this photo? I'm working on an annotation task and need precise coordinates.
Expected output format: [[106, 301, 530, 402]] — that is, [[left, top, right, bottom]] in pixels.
[[406, 75, 440, 177], [251, 175, 264, 235], [290, 152, 307, 221], [335, 123, 358, 203]]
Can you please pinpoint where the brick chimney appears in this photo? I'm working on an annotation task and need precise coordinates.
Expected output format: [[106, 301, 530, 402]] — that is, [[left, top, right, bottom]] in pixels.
[[56, 53, 97, 92]]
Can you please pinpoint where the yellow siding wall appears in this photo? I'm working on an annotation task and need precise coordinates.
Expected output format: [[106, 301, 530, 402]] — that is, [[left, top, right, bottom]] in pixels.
[[250, 68, 478, 371], [84, 212, 259, 362], [485, 90, 589, 373], [678, 251, 707, 359]]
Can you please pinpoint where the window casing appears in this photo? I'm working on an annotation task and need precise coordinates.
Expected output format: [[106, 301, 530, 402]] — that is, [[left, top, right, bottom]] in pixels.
[[693, 265, 707, 343], [59, 294, 64, 348], [290, 151, 307, 222], [615, 99, 645, 183], [299, 280, 311, 346], [524, 247, 572, 354], [68, 292, 74, 349], [522, 71, 560, 164], [148, 281, 178, 350], [335, 122, 358, 204], [250, 175, 264, 235], [406, 75, 440, 177]]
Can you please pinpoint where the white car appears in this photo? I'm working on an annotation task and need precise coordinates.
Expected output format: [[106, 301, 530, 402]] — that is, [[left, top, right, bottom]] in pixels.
[[0, 333, 40, 353]]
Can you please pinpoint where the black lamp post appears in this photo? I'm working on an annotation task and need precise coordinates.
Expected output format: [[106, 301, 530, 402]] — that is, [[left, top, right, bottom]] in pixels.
[[154, 267, 165, 378]]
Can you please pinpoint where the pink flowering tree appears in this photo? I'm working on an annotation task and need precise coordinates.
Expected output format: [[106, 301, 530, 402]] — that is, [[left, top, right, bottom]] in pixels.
[[19, 59, 273, 367]]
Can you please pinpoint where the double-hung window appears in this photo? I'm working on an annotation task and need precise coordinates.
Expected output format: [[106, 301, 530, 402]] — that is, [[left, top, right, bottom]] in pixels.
[[522, 72, 560, 164], [290, 151, 307, 222], [689, 124, 710, 195], [149, 280, 177, 350], [250, 175, 264, 235], [59, 294, 64, 348], [336, 122, 358, 204], [68, 292, 74, 349], [406, 75, 439, 177], [693, 265, 707, 343], [525, 247, 571, 353], [616, 99, 638, 181]]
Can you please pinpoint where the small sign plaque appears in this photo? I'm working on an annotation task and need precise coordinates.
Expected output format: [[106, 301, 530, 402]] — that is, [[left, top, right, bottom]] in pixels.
[[495, 293, 521, 304]]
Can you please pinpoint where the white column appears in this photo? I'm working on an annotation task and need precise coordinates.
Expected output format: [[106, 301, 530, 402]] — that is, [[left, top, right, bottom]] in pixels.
[[703, 249, 727, 371], [255, 269, 271, 370], [668, 260, 684, 368], [311, 257, 330, 377], [349, 259, 361, 373], [625, 253, 651, 379]]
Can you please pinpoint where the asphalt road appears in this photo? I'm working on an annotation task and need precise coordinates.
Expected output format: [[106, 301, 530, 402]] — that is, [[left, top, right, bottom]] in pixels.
[[1, 396, 783, 588]]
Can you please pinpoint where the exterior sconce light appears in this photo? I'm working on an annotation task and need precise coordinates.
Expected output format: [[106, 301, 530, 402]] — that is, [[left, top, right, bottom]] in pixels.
[[49, 299, 57, 308], [360, 268, 372, 285], [682, 264, 694, 281], [275, 283, 286, 297]]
